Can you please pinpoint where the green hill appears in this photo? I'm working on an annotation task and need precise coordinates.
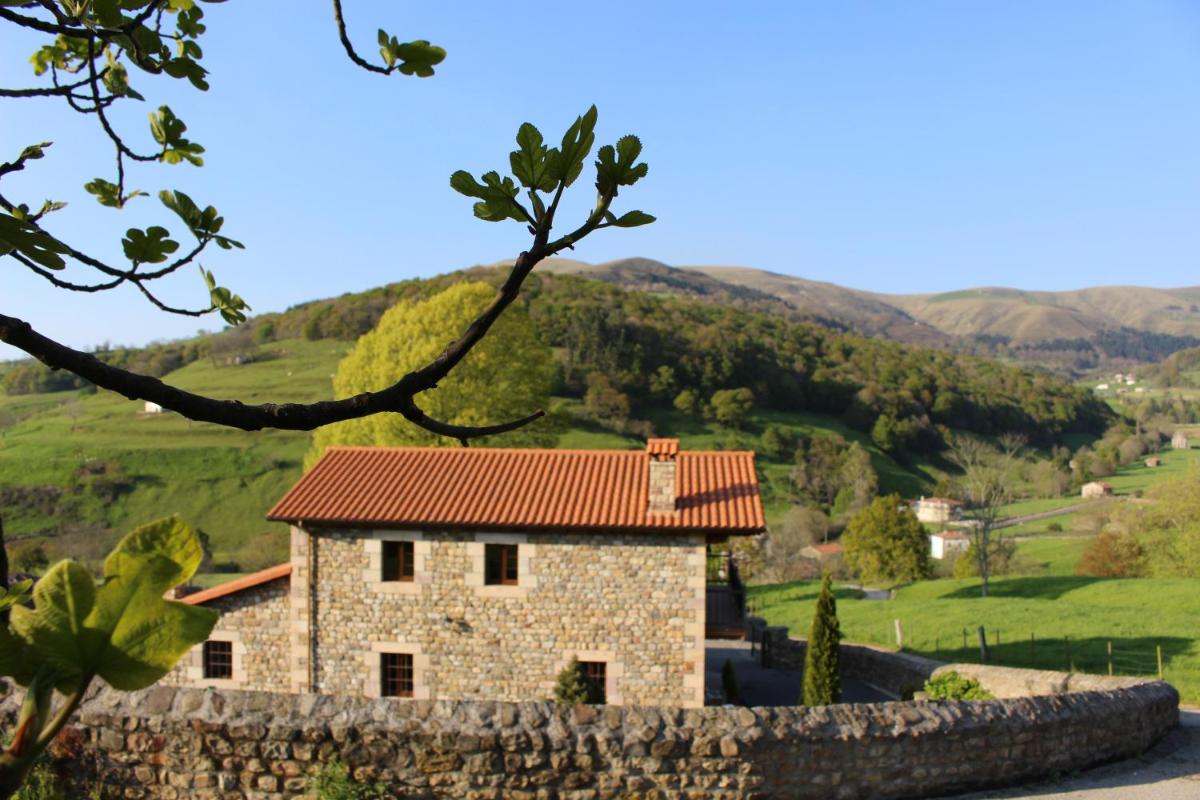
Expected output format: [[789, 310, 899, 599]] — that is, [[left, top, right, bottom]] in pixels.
[[0, 268, 1113, 576]]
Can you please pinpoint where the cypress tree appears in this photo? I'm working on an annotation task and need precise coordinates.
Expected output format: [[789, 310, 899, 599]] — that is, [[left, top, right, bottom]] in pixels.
[[553, 657, 598, 704], [802, 573, 842, 705]]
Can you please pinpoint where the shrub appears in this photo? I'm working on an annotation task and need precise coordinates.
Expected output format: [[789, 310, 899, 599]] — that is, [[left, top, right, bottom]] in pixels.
[[721, 659, 741, 704], [923, 671, 993, 701], [802, 573, 841, 705], [553, 657, 601, 705], [1077, 530, 1145, 577], [307, 757, 389, 800], [1047, 522, 1063, 533]]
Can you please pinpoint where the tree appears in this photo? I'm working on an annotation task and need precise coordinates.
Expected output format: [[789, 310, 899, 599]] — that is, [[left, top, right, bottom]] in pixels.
[[709, 387, 754, 429], [308, 283, 555, 464], [673, 389, 700, 416], [946, 436, 1019, 597], [841, 495, 932, 586], [0, 3, 652, 441], [583, 372, 632, 426], [802, 574, 841, 706], [553, 657, 601, 705], [1077, 531, 1145, 578], [764, 507, 829, 580]]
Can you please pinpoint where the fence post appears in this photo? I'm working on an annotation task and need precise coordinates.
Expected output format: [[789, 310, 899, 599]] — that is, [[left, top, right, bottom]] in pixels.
[[978, 626, 989, 663], [1158, 645, 1164, 680], [894, 619, 904, 650], [1107, 641, 1113, 676], [1065, 636, 1072, 672], [962, 628, 968, 653], [1030, 632, 1035, 664]]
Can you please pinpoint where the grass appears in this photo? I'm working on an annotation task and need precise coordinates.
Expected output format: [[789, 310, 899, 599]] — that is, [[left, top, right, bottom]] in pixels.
[[1103, 447, 1199, 495], [997, 495, 1086, 518], [750, 572, 1200, 703]]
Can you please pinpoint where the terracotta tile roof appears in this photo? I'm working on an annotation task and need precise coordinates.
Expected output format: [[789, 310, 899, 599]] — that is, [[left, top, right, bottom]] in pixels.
[[805, 542, 843, 556], [933, 530, 970, 541], [267, 445, 764, 535], [647, 438, 679, 457], [180, 563, 291, 606]]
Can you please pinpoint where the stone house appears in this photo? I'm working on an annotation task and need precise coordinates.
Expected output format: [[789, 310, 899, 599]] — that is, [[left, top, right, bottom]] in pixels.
[[911, 496, 963, 524], [799, 542, 843, 561], [1145, 456, 1162, 468], [1172, 431, 1190, 450], [929, 530, 970, 560], [165, 439, 764, 708], [1081, 480, 1113, 499]]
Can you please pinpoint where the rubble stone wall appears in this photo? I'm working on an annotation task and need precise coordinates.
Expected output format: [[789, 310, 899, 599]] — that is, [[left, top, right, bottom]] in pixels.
[[1, 677, 1176, 800]]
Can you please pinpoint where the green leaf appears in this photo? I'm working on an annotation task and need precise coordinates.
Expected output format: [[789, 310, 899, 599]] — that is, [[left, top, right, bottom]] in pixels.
[[509, 123, 555, 193], [8, 561, 97, 690], [201, 267, 251, 324], [548, 106, 598, 189], [84, 178, 122, 208], [377, 33, 446, 77], [0, 213, 68, 270], [448, 170, 524, 223], [149, 106, 205, 166], [121, 226, 179, 264], [610, 210, 656, 227], [595, 133, 649, 197]]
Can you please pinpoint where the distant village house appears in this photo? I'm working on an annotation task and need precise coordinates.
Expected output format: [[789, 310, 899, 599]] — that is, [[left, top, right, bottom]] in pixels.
[[165, 439, 764, 707], [1081, 481, 1113, 499], [929, 530, 970, 560], [800, 542, 843, 562], [1172, 431, 1190, 450], [912, 496, 963, 524], [1145, 456, 1162, 468]]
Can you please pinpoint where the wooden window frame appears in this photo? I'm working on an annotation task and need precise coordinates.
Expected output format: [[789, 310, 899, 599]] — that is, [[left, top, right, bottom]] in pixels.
[[380, 652, 414, 698], [202, 640, 233, 680], [579, 660, 607, 704], [484, 543, 519, 586], [381, 540, 415, 582]]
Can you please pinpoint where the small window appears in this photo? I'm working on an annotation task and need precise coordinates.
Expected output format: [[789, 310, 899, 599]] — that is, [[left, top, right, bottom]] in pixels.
[[382, 540, 415, 582], [580, 661, 607, 704], [484, 543, 519, 586], [381, 653, 413, 698], [203, 640, 233, 680]]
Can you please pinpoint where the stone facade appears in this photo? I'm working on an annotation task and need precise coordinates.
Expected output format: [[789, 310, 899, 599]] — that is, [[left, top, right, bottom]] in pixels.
[[162, 575, 290, 693], [3, 669, 1177, 800], [288, 526, 708, 707]]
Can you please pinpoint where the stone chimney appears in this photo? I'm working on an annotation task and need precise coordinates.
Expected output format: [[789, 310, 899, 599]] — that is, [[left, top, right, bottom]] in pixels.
[[646, 438, 679, 514]]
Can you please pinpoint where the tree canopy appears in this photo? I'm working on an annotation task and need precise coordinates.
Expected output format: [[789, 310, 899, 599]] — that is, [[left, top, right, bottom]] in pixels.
[[308, 283, 555, 465], [841, 494, 932, 586]]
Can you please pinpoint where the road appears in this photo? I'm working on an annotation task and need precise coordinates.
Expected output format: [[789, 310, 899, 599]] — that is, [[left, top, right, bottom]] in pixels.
[[994, 499, 1108, 530], [948, 709, 1200, 799]]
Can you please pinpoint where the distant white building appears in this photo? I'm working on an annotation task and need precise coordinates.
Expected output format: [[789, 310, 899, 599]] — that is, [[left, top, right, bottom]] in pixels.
[[1081, 481, 1113, 499], [1172, 431, 1190, 450], [930, 530, 970, 560], [1096, 383, 1109, 391], [143, 401, 163, 414], [912, 496, 963, 524]]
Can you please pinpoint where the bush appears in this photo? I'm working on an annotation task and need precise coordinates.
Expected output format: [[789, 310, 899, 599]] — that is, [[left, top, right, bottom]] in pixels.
[[1077, 530, 1145, 577], [721, 659, 741, 704], [553, 657, 601, 705], [307, 757, 389, 800], [802, 573, 841, 705], [923, 671, 993, 700], [1047, 522, 1063, 533]]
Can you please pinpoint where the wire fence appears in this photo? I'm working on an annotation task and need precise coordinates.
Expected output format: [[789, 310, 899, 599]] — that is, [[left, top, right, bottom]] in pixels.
[[887, 620, 1167, 680]]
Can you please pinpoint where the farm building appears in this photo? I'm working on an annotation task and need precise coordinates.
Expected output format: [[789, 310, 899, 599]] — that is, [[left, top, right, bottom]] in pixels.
[[800, 542, 843, 561], [911, 496, 963, 524], [1145, 456, 1162, 468], [164, 439, 765, 707], [1172, 431, 1190, 450], [1081, 481, 1114, 499], [929, 530, 971, 560]]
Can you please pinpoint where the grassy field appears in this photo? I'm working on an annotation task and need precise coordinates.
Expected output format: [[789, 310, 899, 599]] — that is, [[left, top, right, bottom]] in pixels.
[[750, 571, 1200, 703], [0, 338, 941, 573]]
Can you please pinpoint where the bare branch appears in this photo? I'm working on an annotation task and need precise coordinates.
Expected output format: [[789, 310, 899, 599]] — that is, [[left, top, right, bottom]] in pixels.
[[331, 0, 391, 75]]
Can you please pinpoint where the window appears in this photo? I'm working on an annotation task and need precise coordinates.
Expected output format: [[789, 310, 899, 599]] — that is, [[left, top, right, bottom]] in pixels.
[[484, 543, 519, 586], [380, 653, 414, 697], [202, 640, 233, 680], [382, 540, 415, 582], [580, 661, 607, 704]]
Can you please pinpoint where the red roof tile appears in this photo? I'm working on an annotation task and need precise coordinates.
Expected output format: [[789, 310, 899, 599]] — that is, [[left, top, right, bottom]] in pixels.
[[934, 530, 970, 541], [647, 438, 680, 457], [267, 445, 764, 535], [181, 563, 291, 606], [807, 542, 843, 556]]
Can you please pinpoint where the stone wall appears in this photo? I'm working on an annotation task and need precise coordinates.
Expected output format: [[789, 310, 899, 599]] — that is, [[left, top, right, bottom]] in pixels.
[[294, 526, 708, 707], [1, 676, 1177, 800], [162, 575, 290, 693]]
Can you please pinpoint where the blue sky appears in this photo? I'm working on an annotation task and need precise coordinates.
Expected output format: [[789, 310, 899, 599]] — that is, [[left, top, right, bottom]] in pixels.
[[2, 1, 1200, 353]]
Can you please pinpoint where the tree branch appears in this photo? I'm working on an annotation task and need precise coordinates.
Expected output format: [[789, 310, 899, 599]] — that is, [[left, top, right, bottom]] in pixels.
[[330, 0, 391, 75], [0, 245, 556, 438]]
